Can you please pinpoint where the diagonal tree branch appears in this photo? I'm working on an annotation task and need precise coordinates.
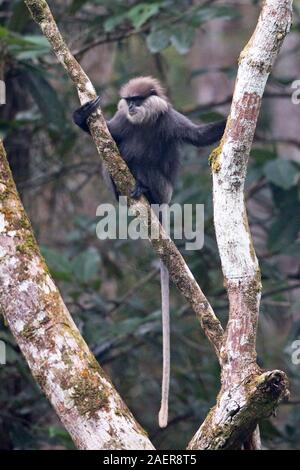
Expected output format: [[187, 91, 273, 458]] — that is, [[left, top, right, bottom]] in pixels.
[[0, 139, 154, 450], [188, 0, 292, 450], [24, 0, 224, 355], [188, 370, 289, 450]]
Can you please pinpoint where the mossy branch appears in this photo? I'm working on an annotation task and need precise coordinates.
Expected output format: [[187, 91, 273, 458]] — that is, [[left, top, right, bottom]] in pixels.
[[0, 139, 154, 449], [188, 370, 289, 450]]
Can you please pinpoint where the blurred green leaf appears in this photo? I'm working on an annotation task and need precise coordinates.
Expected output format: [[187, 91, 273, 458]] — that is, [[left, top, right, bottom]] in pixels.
[[14, 35, 51, 60], [146, 29, 170, 53], [263, 159, 298, 190], [22, 66, 67, 132], [251, 147, 277, 165], [48, 426, 74, 448], [104, 12, 128, 32], [189, 5, 239, 26], [281, 243, 300, 256], [170, 26, 195, 55], [104, 2, 161, 32], [0, 26, 30, 46], [0, 27, 50, 58], [267, 189, 300, 251], [268, 214, 300, 251], [68, 0, 90, 14], [127, 3, 161, 29], [8, 1, 30, 32], [71, 248, 101, 284], [41, 247, 73, 282]]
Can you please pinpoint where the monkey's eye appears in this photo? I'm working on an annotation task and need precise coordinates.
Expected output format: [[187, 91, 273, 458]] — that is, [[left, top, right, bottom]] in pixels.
[[126, 96, 144, 108], [134, 98, 144, 107]]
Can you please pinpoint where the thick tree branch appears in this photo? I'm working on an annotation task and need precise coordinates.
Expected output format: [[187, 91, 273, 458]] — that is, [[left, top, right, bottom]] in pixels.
[[24, 0, 224, 355], [188, 0, 292, 449], [0, 140, 154, 449]]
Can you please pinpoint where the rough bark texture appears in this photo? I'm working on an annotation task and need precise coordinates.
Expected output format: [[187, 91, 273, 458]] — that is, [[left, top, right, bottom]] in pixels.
[[0, 140, 154, 450], [0, 0, 290, 450], [24, 0, 224, 357], [188, 370, 288, 450], [188, 0, 292, 449]]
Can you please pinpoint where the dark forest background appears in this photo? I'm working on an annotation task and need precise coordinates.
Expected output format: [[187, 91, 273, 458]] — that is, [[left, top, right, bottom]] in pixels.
[[0, 0, 300, 449]]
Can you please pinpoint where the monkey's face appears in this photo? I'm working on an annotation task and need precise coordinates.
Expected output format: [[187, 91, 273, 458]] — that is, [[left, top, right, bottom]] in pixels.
[[126, 96, 144, 115], [118, 94, 168, 125]]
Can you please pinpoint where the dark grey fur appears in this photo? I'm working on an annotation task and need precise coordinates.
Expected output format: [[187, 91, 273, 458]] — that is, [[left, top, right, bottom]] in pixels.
[[73, 98, 225, 204]]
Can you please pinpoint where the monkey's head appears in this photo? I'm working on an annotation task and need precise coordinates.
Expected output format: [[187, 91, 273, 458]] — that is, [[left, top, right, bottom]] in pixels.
[[118, 76, 169, 124]]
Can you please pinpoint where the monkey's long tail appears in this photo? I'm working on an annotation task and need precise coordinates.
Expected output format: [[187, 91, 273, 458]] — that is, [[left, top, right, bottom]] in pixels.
[[158, 259, 170, 428]]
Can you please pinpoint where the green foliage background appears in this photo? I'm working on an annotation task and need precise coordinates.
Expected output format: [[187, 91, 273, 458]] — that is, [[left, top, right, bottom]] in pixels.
[[0, 0, 300, 450]]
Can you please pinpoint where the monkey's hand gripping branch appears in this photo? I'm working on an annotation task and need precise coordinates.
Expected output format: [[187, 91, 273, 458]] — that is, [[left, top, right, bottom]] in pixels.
[[24, 0, 224, 357]]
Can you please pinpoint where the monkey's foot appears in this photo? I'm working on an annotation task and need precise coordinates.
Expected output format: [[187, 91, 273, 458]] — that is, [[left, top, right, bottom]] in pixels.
[[73, 96, 101, 132], [130, 181, 148, 199]]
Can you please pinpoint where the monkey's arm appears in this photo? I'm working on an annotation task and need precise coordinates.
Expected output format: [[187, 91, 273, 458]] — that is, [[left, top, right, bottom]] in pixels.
[[171, 109, 226, 147], [73, 97, 123, 143], [106, 114, 126, 144]]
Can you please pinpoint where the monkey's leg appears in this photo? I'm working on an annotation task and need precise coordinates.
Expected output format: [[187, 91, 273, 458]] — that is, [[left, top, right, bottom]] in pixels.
[[73, 96, 101, 132]]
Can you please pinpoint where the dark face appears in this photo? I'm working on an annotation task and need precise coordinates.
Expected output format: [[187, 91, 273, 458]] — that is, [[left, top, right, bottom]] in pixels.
[[125, 96, 145, 115], [124, 89, 157, 115]]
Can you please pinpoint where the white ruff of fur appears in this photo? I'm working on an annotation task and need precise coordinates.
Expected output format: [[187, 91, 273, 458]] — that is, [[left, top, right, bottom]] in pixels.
[[118, 96, 168, 124]]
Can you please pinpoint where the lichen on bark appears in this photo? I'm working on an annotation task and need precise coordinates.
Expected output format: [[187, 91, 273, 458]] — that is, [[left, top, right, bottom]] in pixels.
[[0, 138, 153, 450]]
